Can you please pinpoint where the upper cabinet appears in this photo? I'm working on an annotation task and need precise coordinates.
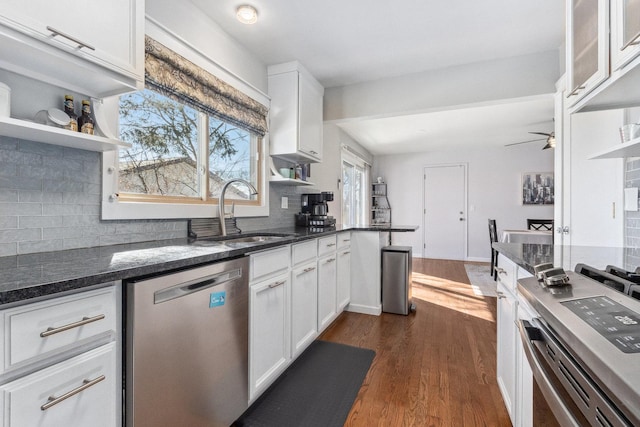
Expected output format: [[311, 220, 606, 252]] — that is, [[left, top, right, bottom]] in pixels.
[[566, 0, 610, 107], [0, 0, 144, 98], [611, 0, 640, 70], [570, 0, 640, 112], [268, 61, 324, 163]]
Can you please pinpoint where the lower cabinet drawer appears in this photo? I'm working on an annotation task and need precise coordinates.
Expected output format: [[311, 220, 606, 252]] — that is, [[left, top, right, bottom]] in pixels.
[[292, 239, 317, 266], [250, 246, 290, 281], [0, 342, 117, 427], [0, 286, 117, 373], [317, 235, 337, 257], [496, 254, 517, 291]]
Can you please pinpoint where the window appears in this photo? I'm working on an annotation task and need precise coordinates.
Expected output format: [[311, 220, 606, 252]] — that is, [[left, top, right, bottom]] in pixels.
[[101, 34, 269, 220], [118, 88, 260, 204], [342, 151, 369, 226]]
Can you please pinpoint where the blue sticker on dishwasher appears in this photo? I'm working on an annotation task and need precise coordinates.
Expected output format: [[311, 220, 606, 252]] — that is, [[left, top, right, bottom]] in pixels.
[[209, 291, 226, 308]]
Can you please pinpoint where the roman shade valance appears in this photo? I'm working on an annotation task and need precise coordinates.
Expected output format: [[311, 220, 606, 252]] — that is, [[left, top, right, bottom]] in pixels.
[[144, 36, 268, 136]]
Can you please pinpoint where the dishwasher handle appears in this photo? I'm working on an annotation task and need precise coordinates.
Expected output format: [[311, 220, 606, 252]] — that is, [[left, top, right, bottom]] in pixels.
[[154, 268, 242, 304]]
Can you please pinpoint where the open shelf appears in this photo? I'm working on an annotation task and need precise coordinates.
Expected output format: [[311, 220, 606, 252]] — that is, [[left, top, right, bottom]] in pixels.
[[0, 115, 130, 152], [590, 136, 640, 159], [269, 175, 315, 186]]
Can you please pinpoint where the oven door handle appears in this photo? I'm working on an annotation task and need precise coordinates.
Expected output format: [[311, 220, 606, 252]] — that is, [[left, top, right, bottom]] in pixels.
[[518, 319, 582, 427]]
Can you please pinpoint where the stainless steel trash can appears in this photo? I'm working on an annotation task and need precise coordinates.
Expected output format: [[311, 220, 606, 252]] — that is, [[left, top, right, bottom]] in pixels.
[[381, 246, 413, 315]]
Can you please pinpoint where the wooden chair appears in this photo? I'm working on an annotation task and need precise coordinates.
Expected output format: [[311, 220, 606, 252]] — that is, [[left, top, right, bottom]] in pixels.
[[527, 219, 554, 231], [488, 219, 498, 280]]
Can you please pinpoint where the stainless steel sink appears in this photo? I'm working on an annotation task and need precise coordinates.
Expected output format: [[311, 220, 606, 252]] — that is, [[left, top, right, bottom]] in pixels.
[[190, 233, 293, 247], [220, 235, 288, 244]]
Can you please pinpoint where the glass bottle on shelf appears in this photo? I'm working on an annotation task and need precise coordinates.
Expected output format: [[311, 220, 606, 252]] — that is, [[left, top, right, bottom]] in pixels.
[[63, 95, 78, 132], [78, 99, 94, 135]]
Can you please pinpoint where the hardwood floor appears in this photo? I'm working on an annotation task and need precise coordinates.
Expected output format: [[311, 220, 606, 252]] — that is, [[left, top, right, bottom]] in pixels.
[[319, 258, 511, 427]]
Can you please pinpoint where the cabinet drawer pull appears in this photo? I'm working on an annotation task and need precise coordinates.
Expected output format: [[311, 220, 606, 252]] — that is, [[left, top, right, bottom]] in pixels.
[[296, 267, 317, 276], [41, 375, 105, 410], [40, 314, 106, 338], [326, 243, 336, 247], [622, 30, 640, 50], [495, 267, 506, 275], [268, 280, 286, 288], [341, 251, 351, 255], [46, 26, 95, 51], [325, 258, 336, 263], [566, 85, 585, 97]]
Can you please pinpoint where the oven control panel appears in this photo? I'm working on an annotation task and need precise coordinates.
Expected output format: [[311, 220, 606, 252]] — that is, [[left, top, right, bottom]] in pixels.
[[562, 296, 640, 353]]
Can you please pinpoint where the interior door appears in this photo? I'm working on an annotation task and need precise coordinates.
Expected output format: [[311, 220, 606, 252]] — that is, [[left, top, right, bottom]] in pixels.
[[423, 164, 467, 260]]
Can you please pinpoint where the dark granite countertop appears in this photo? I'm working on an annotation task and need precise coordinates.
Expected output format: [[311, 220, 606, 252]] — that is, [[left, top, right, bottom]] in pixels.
[[493, 242, 640, 275], [0, 224, 418, 307]]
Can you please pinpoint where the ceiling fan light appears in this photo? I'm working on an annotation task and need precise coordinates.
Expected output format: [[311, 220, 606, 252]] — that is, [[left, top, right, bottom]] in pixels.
[[236, 5, 258, 24], [542, 135, 556, 150]]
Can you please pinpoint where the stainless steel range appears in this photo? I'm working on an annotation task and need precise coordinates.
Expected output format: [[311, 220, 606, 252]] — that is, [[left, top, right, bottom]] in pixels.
[[518, 271, 640, 427]]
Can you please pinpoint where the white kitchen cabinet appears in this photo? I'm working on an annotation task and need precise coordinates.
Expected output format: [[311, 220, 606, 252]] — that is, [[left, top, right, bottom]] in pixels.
[[290, 259, 318, 358], [317, 234, 337, 257], [515, 293, 535, 427], [566, 0, 610, 106], [336, 233, 351, 312], [249, 271, 291, 401], [611, 0, 640, 71], [496, 278, 517, 425], [268, 61, 324, 163], [317, 252, 338, 332], [248, 246, 292, 402], [0, 284, 120, 427], [347, 231, 383, 315], [290, 239, 318, 359], [495, 253, 517, 294], [0, 342, 117, 427], [249, 245, 290, 282], [0, 0, 144, 97]]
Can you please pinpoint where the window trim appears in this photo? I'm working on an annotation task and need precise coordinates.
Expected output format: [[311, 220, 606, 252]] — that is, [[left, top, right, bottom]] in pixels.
[[102, 134, 268, 220], [341, 149, 370, 226], [101, 21, 270, 220]]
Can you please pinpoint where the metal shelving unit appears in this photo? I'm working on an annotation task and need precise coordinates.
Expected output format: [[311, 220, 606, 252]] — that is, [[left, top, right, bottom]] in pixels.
[[371, 182, 391, 225]]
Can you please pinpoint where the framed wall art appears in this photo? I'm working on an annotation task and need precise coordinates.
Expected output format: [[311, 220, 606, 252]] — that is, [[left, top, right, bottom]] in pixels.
[[522, 172, 554, 205]]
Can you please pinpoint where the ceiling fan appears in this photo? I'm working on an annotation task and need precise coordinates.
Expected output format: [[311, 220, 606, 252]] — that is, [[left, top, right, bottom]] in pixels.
[[506, 131, 556, 150]]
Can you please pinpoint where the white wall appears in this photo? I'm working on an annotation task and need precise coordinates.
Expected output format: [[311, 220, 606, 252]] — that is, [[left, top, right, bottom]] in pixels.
[[374, 144, 554, 261], [146, 0, 268, 93], [324, 50, 560, 122], [312, 124, 374, 220]]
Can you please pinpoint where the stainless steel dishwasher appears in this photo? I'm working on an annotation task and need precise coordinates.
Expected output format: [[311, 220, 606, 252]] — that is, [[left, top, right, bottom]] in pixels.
[[125, 256, 249, 427]]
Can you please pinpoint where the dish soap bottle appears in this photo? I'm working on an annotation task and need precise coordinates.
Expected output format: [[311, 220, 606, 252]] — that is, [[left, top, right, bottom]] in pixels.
[[63, 95, 78, 132], [78, 99, 94, 135]]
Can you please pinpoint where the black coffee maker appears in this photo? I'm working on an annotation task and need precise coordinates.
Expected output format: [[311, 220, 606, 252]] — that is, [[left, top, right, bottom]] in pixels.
[[296, 192, 336, 227]]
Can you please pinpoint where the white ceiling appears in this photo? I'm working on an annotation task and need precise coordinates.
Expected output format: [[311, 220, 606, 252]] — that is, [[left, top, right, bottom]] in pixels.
[[190, 0, 565, 155]]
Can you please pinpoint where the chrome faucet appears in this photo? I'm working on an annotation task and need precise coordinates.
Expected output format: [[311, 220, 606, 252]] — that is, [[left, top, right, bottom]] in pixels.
[[218, 178, 258, 236]]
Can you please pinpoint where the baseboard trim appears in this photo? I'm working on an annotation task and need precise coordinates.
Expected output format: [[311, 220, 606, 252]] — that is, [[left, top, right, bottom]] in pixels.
[[346, 303, 382, 316]]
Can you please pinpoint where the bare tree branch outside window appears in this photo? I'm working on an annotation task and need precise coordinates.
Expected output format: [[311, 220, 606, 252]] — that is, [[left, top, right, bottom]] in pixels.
[[118, 89, 256, 201]]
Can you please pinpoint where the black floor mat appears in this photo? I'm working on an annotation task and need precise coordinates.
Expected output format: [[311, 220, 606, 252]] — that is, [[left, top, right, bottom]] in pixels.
[[233, 340, 375, 427]]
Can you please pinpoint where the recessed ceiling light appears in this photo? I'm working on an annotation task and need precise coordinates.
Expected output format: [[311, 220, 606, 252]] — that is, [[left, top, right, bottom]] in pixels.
[[236, 5, 258, 24]]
